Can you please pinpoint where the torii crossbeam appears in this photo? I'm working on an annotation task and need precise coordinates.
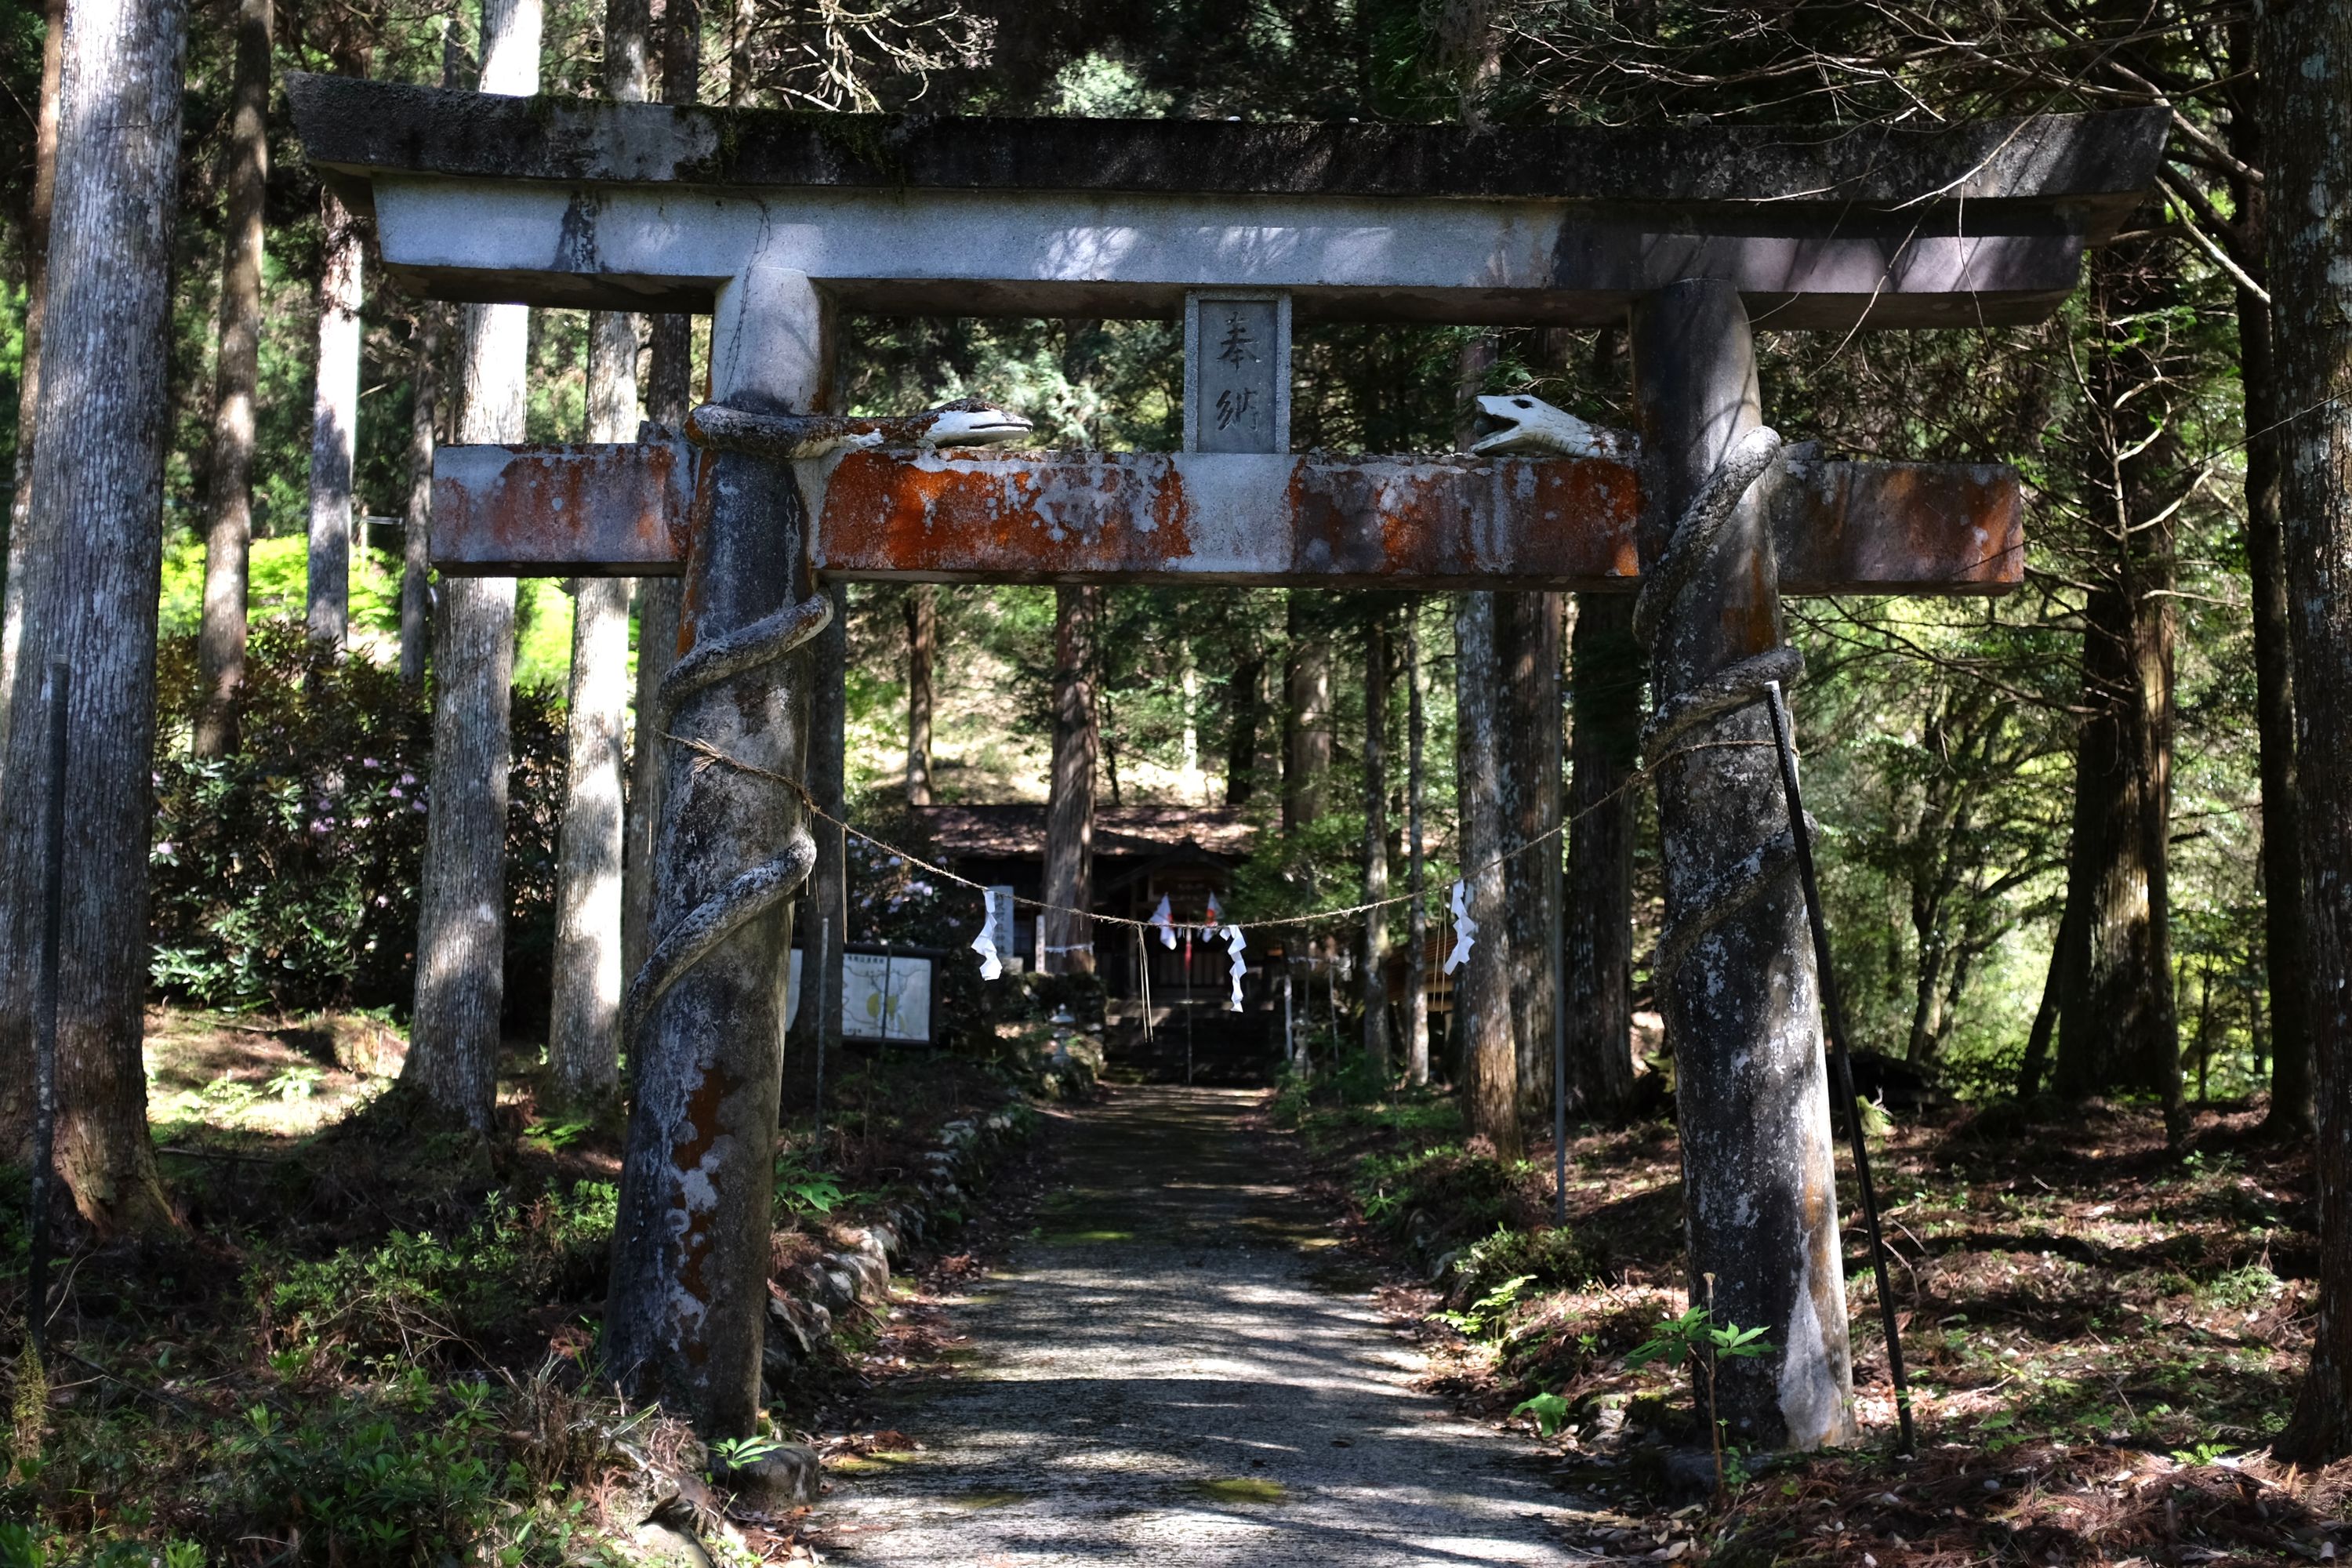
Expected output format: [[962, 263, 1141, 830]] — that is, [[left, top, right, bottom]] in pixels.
[[292, 74, 2165, 1448]]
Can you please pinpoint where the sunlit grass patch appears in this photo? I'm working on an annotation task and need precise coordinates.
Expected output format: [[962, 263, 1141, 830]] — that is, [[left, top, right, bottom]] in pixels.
[[1193, 1476, 1287, 1504]]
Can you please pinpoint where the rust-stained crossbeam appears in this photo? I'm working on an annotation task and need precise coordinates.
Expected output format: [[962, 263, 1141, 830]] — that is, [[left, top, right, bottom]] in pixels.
[[431, 441, 2022, 593]]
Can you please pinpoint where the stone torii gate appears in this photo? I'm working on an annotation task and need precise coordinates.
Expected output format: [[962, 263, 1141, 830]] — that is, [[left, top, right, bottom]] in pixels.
[[292, 75, 2165, 1446]]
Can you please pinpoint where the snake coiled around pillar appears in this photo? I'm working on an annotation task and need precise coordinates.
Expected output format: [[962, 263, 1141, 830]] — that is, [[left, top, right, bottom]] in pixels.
[[621, 521, 835, 1044], [1634, 425, 1812, 989]]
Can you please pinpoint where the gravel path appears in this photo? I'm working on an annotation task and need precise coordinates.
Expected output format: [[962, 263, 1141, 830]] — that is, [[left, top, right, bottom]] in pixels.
[[818, 1086, 1591, 1566]]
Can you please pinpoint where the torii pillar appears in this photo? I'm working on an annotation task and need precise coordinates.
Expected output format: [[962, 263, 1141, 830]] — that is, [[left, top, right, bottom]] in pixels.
[[603, 266, 835, 1435], [1635, 280, 1851, 1446]]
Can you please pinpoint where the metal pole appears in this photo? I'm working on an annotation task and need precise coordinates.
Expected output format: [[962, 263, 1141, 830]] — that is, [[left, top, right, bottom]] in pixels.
[[1763, 680, 1915, 1455], [1283, 968, 1295, 1072], [28, 661, 68, 1364]]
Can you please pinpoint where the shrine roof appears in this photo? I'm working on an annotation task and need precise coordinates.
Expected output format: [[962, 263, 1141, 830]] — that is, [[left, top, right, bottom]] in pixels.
[[915, 804, 1255, 863], [291, 74, 2161, 223]]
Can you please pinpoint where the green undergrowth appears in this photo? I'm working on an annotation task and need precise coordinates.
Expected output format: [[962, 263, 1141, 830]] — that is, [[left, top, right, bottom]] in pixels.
[[262, 1181, 619, 1372], [2, 1014, 1054, 1565], [1272, 1065, 1598, 1334]]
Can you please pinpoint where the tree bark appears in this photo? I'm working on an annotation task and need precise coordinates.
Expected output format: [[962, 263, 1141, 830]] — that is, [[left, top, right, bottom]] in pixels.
[[1225, 648, 1263, 807], [399, 309, 440, 688], [1502, 591, 1563, 1114], [1633, 280, 1852, 1450], [2014, 895, 2074, 1100], [0, 0, 66, 780], [2267, 0, 2352, 1466], [905, 583, 935, 805], [625, 0, 697, 999], [546, 0, 649, 1111], [1453, 592, 1520, 1160], [1563, 592, 1639, 1117], [797, 579, 846, 1068], [401, 0, 539, 1134], [1042, 585, 1098, 975], [1403, 598, 1430, 1086], [549, 574, 630, 1108], [2052, 248, 2182, 1133], [1281, 591, 1330, 833], [0, 0, 187, 1231], [307, 185, 363, 649], [1360, 608, 1392, 1073], [192, 0, 268, 756], [2241, 257, 2314, 1134]]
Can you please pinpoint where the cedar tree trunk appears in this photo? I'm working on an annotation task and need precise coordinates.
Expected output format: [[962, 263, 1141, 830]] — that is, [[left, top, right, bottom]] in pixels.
[[1454, 592, 1520, 1160], [2266, 0, 2352, 1466], [0, 0, 187, 1231], [193, 0, 267, 756], [0, 0, 66, 775], [307, 185, 363, 648], [1403, 598, 1430, 1085], [399, 308, 440, 688], [1042, 585, 1098, 975], [1503, 591, 1563, 1114], [400, 0, 539, 1132], [906, 583, 935, 806], [1563, 592, 1639, 1117], [1282, 591, 1330, 833], [2052, 247, 2182, 1131], [1360, 608, 1392, 1073]]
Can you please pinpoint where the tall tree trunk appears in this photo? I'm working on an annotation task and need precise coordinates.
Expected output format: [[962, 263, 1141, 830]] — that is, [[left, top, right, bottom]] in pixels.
[[192, 0, 268, 757], [1281, 592, 1330, 833], [2053, 247, 2183, 1133], [1225, 648, 1263, 807], [401, 0, 539, 1134], [1563, 593, 1639, 1117], [307, 186, 363, 648], [399, 308, 440, 688], [2216, 24, 2312, 1137], [1360, 608, 1392, 1073], [1502, 591, 1563, 1114], [0, 0, 187, 1231], [550, 573, 630, 1108], [624, 0, 697, 997], [2241, 263, 2313, 1130], [2267, 0, 2352, 1467], [0, 0, 67, 779], [726, 0, 751, 103], [546, 0, 650, 1111], [2013, 904, 2071, 1100], [797, 581, 846, 1065], [1042, 586, 1098, 975], [905, 583, 935, 805], [1453, 593, 1519, 1159], [1403, 597, 1430, 1086]]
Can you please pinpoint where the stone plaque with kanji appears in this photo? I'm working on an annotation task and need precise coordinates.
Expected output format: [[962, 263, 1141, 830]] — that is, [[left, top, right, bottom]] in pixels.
[[1185, 291, 1290, 454]]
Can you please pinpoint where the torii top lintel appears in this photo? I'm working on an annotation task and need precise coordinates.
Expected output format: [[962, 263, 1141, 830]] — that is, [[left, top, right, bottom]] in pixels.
[[289, 74, 2166, 331]]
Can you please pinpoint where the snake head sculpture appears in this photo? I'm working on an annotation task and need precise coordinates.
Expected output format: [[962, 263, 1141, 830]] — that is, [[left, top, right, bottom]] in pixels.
[[913, 397, 1035, 449], [685, 398, 1035, 460], [1469, 394, 1636, 461]]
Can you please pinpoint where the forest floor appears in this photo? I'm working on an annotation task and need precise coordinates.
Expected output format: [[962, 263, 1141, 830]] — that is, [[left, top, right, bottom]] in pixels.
[[1261, 1069, 2351, 1566], [7, 1010, 2352, 1566]]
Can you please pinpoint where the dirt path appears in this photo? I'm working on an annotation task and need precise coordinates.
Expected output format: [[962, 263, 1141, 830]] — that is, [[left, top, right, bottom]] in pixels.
[[818, 1086, 1588, 1566]]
